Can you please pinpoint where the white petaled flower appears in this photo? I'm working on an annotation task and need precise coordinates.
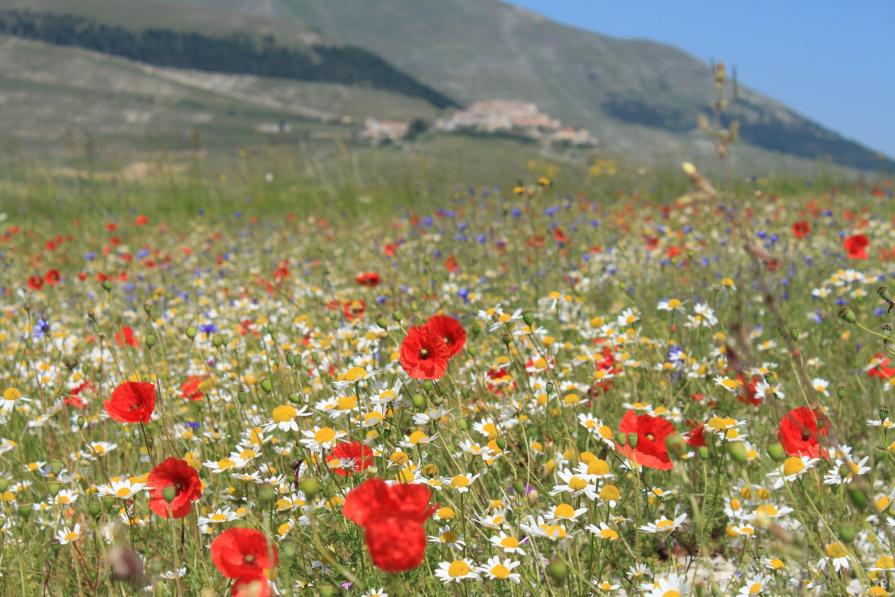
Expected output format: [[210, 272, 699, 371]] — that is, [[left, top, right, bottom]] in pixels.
[[818, 541, 850, 572], [811, 378, 830, 396], [55, 523, 81, 545], [585, 522, 620, 541], [823, 456, 871, 486], [639, 511, 687, 534], [490, 531, 526, 555], [736, 575, 771, 596], [98, 478, 146, 499], [551, 468, 597, 500], [767, 456, 820, 488], [300, 426, 346, 452], [435, 559, 480, 584], [263, 404, 311, 432], [642, 572, 688, 597]]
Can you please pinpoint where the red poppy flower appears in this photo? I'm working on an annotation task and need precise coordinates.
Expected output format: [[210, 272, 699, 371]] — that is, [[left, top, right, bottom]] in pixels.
[[115, 325, 138, 347], [104, 381, 155, 424], [868, 353, 895, 379], [342, 299, 366, 321], [400, 325, 450, 379], [147, 457, 203, 518], [777, 406, 830, 458], [326, 441, 374, 476], [356, 272, 381, 287], [792, 221, 810, 238], [45, 269, 61, 286], [425, 315, 466, 358], [28, 275, 43, 291], [211, 528, 278, 580], [181, 375, 208, 401], [616, 410, 676, 470], [135, 215, 149, 226], [444, 255, 459, 273], [685, 424, 706, 447], [844, 233, 869, 259], [343, 478, 434, 572], [231, 577, 271, 597]]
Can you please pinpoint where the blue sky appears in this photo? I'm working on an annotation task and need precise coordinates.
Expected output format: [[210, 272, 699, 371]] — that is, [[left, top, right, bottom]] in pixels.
[[509, 0, 895, 157]]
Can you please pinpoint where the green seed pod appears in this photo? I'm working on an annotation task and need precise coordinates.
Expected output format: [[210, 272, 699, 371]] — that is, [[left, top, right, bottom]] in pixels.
[[237, 391, 248, 404], [615, 432, 627, 446], [626, 433, 639, 448], [411, 394, 426, 408], [837, 522, 857, 543], [523, 311, 535, 326], [727, 442, 748, 463], [162, 486, 177, 503], [284, 351, 295, 366], [376, 317, 389, 330], [212, 334, 225, 348], [88, 500, 102, 519], [431, 394, 444, 406], [456, 419, 467, 431], [665, 434, 686, 457], [288, 394, 302, 404], [697, 446, 710, 460], [392, 310, 404, 323], [502, 333, 512, 346], [185, 326, 198, 339], [49, 460, 64, 475], [299, 477, 319, 499], [423, 380, 434, 393], [260, 378, 273, 393], [101, 496, 117, 510], [0, 478, 8, 492], [547, 558, 567, 584], [47, 482, 62, 497], [837, 386, 849, 400], [145, 335, 156, 349], [767, 443, 786, 462], [471, 323, 481, 337], [838, 306, 856, 324], [101, 279, 113, 292], [545, 382, 554, 394], [496, 438, 508, 450], [847, 488, 868, 511]]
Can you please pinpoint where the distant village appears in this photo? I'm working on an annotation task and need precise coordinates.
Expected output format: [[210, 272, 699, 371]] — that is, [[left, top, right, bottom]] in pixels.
[[359, 99, 598, 147]]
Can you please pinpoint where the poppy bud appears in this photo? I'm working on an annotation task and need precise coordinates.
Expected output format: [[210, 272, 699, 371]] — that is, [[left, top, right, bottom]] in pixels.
[[838, 306, 856, 324], [789, 327, 799, 340], [288, 394, 302, 404], [496, 438, 508, 450], [17, 507, 31, 521], [282, 542, 298, 558], [767, 443, 786, 462], [318, 585, 338, 597], [502, 334, 512, 346], [471, 323, 481, 337], [258, 485, 277, 504], [237, 391, 248, 404], [837, 386, 849, 400], [431, 394, 444, 406], [847, 488, 868, 510], [162, 486, 177, 503], [0, 478, 7, 492], [145, 335, 156, 349], [547, 558, 567, 584], [88, 500, 102, 519], [392, 310, 403, 322], [615, 432, 627, 446], [665, 434, 686, 457], [376, 317, 388, 330], [837, 522, 857, 543], [423, 380, 434, 393], [457, 419, 467, 430], [697, 446, 710, 460], [299, 477, 319, 499], [212, 334, 225, 348], [49, 460, 64, 475], [47, 482, 61, 497], [185, 326, 197, 339], [626, 433, 638, 448], [727, 442, 748, 463], [523, 311, 535, 326], [260, 378, 273, 393], [101, 279, 112, 292], [285, 351, 295, 366], [101, 496, 116, 510], [546, 382, 554, 394], [879, 286, 892, 302], [411, 394, 426, 408], [265, 325, 275, 337]]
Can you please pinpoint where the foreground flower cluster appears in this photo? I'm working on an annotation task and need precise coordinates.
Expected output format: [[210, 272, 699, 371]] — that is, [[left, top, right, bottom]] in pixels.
[[1, 174, 895, 595]]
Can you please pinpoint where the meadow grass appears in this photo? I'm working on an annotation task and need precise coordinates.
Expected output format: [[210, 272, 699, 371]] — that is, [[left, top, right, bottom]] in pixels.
[[0, 152, 893, 597]]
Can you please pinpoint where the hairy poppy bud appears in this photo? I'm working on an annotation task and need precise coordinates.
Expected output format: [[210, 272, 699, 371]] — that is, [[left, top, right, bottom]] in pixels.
[[665, 434, 686, 457], [101, 279, 112, 292], [547, 558, 567, 584], [237, 391, 248, 404], [288, 394, 302, 404], [185, 326, 197, 339], [376, 317, 388, 330], [838, 306, 856, 324], [411, 394, 426, 408], [615, 432, 627, 446], [767, 443, 786, 462], [88, 500, 102, 519], [145, 335, 156, 349], [523, 311, 535, 326], [697, 446, 710, 460], [260, 378, 273, 393], [837, 522, 857, 543], [299, 477, 319, 499], [471, 323, 481, 337], [837, 386, 849, 400], [847, 488, 868, 510], [211, 334, 225, 348], [727, 442, 748, 463], [626, 433, 638, 448]]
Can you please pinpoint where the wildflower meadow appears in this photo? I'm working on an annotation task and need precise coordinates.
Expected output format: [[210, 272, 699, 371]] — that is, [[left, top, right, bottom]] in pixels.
[[2, 157, 895, 597]]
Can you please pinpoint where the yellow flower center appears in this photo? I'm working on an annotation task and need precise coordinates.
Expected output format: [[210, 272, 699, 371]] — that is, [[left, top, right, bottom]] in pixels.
[[343, 367, 366, 382], [408, 430, 428, 444], [656, 519, 674, 530], [437, 507, 455, 520], [500, 536, 519, 549], [600, 528, 619, 540], [448, 560, 470, 578], [554, 503, 576, 519], [336, 395, 358, 410], [782, 457, 805, 477], [588, 459, 610, 475], [567, 476, 588, 491], [490, 564, 510, 579], [662, 591, 681, 597], [314, 427, 337, 443], [116, 487, 132, 498], [3, 388, 21, 401], [451, 475, 470, 488], [600, 484, 621, 501], [272, 405, 297, 423], [825, 542, 847, 558]]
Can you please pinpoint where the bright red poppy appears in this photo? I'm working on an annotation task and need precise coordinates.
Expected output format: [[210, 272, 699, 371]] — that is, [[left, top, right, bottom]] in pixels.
[[115, 325, 139, 347], [844, 233, 869, 259], [180, 375, 208, 401], [28, 275, 43, 291], [868, 353, 895, 379], [104, 381, 155, 424], [45, 269, 61, 286], [792, 221, 810, 238], [425, 315, 466, 358], [342, 299, 366, 321], [685, 423, 706, 447], [135, 215, 149, 226], [343, 478, 435, 572], [211, 528, 277, 580], [326, 441, 374, 476], [355, 272, 381, 287], [778, 406, 830, 458], [616, 410, 676, 470], [147, 457, 203, 518], [400, 325, 450, 379]]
